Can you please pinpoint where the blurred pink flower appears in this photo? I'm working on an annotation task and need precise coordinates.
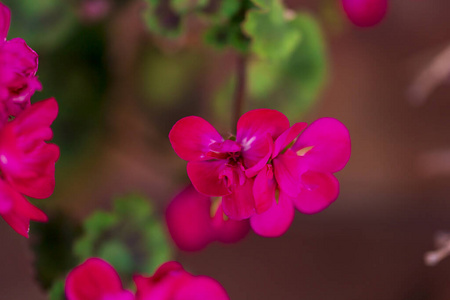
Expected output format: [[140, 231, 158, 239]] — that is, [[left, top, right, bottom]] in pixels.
[[0, 3, 42, 124], [65, 258, 134, 300], [341, 0, 388, 27], [166, 185, 249, 251], [0, 98, 59, 237], [169, 109, 289, 220], [134, 261, 230, 300], [250, 118, 351, 237], [66, 259, 230, 300]]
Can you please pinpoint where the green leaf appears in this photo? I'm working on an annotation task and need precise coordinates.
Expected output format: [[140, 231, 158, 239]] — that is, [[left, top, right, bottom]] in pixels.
[[73, 195, 172, 285], [171, 0, 209, 14], [3, 0, 77, 50], [248, 13, 327, 119], [243, 0, 302, 61], [48, 280, 66, 300]]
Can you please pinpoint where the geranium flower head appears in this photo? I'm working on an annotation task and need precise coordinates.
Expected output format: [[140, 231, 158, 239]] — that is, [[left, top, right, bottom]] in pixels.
[[166, 185, 249, 251], [0, 98, 59, 237], [0, 2, 42, 123], [65, 258, 134, 300], [169, 109, 289, 220]]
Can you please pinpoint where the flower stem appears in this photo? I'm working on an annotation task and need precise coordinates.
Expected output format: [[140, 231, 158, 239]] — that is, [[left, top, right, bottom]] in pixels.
[[232, 54, 247, 132]]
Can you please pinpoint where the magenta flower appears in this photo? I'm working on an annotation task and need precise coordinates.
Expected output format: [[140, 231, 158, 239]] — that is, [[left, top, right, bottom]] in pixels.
[[65, 258, 134, 300], [169, 109, 289, 220], [341, 0, 388, 27], [0, 3, 42, 124], [134, 261, 229, 300], [166, 185, 249, 251], [0, 98, 59, 237], [250, 118, 351, 237]]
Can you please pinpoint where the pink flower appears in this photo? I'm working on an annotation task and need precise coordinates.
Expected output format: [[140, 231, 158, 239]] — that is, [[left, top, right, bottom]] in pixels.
[[0, 98, 59, 237], [0, 3, 42, 124], [65, 258, 134, 300], [65, 259, 230, 300], [341, 0, 388, 27], [169, 109, 289, 220], [166, 185, 249, 251], [250, 118, 351, 237], [134, 261, 230, 300]]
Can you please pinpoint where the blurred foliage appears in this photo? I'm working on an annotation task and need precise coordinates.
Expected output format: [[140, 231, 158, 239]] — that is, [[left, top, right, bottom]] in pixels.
[[31, 212, 82, 290], [248, 13, 327, 119], [215, 11, 327, 122], [3, 0, 77, 50], [48, 280, 66, 300], [243, 0, 301, 61], [74, 194, 172, 285]]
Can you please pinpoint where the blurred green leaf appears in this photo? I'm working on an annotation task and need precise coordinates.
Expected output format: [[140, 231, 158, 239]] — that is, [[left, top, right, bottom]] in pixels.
[[74, 195, 172, 285], [243, 0, 301, 61], [48, 280, 66, 300], [171, 0, 209, 14], [248, 13, 327, 119], [3, 0, 77, 50]]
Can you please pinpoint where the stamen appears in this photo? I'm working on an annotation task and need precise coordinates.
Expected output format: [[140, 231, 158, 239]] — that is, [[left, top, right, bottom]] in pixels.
[[296, 146, 314, 156]]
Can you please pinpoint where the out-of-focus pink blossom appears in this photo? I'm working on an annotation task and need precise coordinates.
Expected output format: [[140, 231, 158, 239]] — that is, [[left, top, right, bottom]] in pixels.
[[65, 258, 134, 300], [0, 98, 59, 237], [341, 0, 388, 27], [169, 109, 289, 220], [166, 185, 249, 251], [134, 261, 230, 300], [65, 259, 230, 300], [0, 3, 41, 124], [250, 118, 350, 237]]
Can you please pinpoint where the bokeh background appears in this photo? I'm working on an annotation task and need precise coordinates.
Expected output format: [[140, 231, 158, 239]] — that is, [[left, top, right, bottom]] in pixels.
[[2, 0, 450, 299]]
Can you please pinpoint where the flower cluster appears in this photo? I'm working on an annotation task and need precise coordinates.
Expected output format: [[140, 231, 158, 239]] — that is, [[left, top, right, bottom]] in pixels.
[[166, 185, 249, 251], [65, 258, 230, 300], [0, 3, 58, 237], [169, 109, 351, 237]]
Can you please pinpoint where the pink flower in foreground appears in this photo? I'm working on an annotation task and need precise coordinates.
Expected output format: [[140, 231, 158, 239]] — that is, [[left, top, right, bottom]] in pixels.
[[250, 118, 351, 237], [65, 259, 230, 300], [0, 3, 42, 123], [166, 185, 249, 251], [341, 0, 388, 27], [134, 261, 230, 300], [169, 109, 289, 220], [65, 258, 134, 300], [0, 98, 59, 237]]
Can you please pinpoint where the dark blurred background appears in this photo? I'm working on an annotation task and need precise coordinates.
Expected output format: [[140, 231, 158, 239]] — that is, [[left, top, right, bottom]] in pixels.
[[3, 0, 450, 299]]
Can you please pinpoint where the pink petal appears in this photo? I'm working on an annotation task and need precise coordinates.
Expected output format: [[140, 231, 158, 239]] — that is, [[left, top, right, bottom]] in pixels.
[[187, 160, 230, 196], [237, 109, 289, 170], [14, 98, 58, 135], [212, 203, 250, 244], [252, 165, 276, 214], [341, 0, 388, 27], [173, 276, 230, 300], [169, 116, 223, 162], [243, 133, 272, 178], [0, 179, 47, 237], [293, 117, 351, 173], [222, 176, 256, 220], [273, 149, 307, 197], [272, 122, 307, 158], [2, 38, 39, 73], [65, 258, 130, 300], [250, 192, 295, 238], [0, 3, 10, 41], [293, 171, 340, 214], [166, 185, 214, 251]]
